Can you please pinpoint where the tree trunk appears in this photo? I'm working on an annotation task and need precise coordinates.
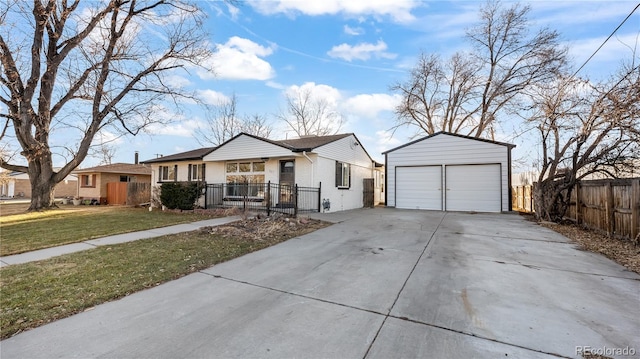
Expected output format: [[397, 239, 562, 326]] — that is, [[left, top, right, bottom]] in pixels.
[[27, 154, 57, 211], [534, 178, 573, 222]]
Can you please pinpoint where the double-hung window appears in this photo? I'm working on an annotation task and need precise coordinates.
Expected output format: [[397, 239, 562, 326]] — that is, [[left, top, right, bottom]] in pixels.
[[188, 163, 205, 181], [159, 165, 176, 182], [335, 161, 351, 189]]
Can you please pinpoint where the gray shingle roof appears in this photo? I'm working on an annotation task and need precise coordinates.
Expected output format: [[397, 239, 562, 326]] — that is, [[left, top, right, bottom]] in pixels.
[[277, 133, 352, 151], [73, 163, 152, 175], [140, 147, 217, 164]]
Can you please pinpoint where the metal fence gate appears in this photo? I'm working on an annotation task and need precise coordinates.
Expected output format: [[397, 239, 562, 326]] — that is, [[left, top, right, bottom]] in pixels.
[[204, 181, 321, 216]]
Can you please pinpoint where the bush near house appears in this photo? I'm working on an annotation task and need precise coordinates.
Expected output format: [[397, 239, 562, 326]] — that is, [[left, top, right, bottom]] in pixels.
[[160, 182, 203, 210]]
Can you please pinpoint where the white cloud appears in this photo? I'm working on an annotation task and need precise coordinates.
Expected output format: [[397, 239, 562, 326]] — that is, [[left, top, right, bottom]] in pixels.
[[568, 33, 639, 66], [146, 118, 202, 137], [285, 82, 342, 108], [198, 36, 275, 81], [344, 24, 364, 36], [375, 129, 403, 154], [327, 40, 396, 62], [342, 93, 401, 119], [249, 0, 418, 23], [196, 89, 230, 105], [227, 3, 240, 21], [266, 81, 287, 90]]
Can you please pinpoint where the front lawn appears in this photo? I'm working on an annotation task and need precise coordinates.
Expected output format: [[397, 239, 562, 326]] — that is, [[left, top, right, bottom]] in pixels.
[[0, 216, 330, 339], [0, 205, 232, 256]]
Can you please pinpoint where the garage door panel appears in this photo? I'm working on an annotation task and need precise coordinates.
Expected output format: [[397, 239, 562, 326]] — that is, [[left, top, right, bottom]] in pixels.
[[446, 165, 500, 212], [396, 166, 441, 210]]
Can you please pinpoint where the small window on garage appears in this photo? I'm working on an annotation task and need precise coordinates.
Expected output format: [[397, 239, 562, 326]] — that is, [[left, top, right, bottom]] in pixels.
[[335, 161, 351, 189]]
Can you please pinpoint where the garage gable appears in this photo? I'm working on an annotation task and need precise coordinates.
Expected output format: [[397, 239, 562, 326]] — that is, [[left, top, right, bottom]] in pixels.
[[384, 132, 514, 212]]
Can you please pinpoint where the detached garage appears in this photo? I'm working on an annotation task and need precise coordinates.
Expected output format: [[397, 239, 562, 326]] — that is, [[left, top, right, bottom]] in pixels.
[[383, 132, 515, 213]]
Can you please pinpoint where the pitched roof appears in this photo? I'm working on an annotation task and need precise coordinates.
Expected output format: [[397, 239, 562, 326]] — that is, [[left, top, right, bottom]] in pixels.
[[277, 133, 352, 151], [73, 163, 151, 175], [140, 147, 217, 164], [382, 131, 516, 154]]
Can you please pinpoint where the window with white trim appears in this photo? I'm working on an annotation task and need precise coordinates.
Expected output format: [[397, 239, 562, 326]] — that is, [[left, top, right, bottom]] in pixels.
[[189, 163, 205, 181], [159, 165, 176, 182], [225, 161, 265, 197], [335, 161, 351, 189]]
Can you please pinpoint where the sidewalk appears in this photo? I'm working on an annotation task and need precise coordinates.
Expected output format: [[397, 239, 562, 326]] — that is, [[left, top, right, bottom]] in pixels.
[[0, 216, 242, 267]]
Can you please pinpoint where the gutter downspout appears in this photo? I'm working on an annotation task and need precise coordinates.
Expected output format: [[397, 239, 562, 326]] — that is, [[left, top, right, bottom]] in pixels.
[[302, 151, 314, 186]]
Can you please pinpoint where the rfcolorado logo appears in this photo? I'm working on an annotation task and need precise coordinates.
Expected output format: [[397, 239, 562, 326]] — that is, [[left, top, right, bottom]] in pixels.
[[576, 346, 636, 357]]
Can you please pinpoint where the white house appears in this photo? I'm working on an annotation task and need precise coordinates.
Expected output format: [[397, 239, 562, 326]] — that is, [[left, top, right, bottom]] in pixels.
[[383, 132, 515, 213], [203, 133, 380, 212], [143, 133, 382, 212]]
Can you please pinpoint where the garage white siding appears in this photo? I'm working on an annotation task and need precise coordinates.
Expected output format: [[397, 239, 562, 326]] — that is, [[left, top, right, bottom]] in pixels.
[[445, 164, 501, 212], [384, 132, 513, 212], [396, 166, 442, 210]]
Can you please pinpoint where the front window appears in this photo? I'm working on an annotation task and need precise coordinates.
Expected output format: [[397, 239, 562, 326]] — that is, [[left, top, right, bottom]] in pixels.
[[81, 174, 95, 188], [225, 161, 265, 197], [335, 161, 350, 188], [190, 164, 205, 181], [159, 165, 176, 182]]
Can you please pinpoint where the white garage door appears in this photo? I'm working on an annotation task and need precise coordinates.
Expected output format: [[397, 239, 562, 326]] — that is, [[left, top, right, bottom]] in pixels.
[[396, 166, 442, 210], [445, 164, 501, 212]]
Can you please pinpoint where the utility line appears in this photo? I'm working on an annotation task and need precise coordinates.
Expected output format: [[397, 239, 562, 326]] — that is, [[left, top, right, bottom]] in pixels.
[[570, 2, 640, 79]]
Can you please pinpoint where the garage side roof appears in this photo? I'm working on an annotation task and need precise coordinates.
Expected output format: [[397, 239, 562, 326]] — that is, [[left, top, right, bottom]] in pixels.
[[382, 131, 515, 154]]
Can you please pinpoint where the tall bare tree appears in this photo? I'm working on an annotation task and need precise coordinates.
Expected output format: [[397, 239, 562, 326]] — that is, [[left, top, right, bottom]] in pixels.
[[529, 64, 640, 221], [0, 0, 211, 210], [392, 1, 566, 139], [195, 93, 273, 146], [278, 86, 344, 137]]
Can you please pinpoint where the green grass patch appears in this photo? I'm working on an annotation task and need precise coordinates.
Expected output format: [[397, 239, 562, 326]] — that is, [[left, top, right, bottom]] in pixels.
[[0, 218, 329, 339], [0, 206, 229, 256]]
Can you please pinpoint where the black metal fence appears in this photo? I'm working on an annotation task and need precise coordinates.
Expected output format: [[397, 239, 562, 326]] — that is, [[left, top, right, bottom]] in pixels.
[[204, 182, 321, 216]]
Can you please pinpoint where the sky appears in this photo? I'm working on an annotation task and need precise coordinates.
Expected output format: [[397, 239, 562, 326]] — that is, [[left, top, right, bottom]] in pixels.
[[6, 0, 640, 171]]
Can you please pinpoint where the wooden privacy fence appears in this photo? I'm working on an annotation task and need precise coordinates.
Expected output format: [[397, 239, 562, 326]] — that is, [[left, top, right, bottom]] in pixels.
[[512, 178, 640, 242], [512, 185, 534, 213], [107, 182, 151, 205], [568, 178, 639, 242]]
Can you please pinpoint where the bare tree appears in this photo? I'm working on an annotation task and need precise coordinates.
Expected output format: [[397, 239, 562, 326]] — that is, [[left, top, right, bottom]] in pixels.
[[91, 142, 117, 165], [195, 93, 274, 146], [392, 1, 566, 139], [0, 0, 211, 210], [529, 65, 640, 221], [278, 87, 344, 137]]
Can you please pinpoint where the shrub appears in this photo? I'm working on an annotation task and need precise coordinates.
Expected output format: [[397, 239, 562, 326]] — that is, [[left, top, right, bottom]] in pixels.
[[160, 182, 203, 210]]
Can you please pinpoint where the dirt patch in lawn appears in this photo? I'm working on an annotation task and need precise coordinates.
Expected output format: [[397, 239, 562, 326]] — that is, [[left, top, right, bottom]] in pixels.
[[201, 213, 328, 241], [522, 213, 640, 274]]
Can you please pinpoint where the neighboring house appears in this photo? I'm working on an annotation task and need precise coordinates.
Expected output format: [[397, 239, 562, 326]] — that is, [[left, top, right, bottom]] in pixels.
[[73, 163, 152, 204], [145, 133, 381, 212], [0, 169, 77, 199], [384, 132, 515, 213]]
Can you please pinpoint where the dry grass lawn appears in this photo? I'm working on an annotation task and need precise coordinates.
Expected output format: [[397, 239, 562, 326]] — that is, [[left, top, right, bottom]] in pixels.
[[0, 215, 330, 339]]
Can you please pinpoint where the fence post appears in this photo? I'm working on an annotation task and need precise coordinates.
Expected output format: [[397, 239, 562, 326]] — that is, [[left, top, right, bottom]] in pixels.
[[632, 179, 639, 243], [266, 181, 271, 217], [294, 184, 298, 217], [575, 182, 582, 224], [605, 181, 614, 237], [317, 182, 322, 212], [204, 184, 208, 209]]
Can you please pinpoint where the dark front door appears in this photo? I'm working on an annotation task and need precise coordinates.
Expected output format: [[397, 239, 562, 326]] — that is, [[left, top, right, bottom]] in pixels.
[[279, 160, 295, 205]]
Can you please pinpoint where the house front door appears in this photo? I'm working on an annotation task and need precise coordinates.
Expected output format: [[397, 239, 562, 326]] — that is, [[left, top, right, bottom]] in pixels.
[[279, 160, 295, 204]]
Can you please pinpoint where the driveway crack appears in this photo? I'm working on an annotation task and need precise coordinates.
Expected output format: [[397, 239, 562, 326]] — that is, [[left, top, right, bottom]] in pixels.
[[362, 212, 447, 359]]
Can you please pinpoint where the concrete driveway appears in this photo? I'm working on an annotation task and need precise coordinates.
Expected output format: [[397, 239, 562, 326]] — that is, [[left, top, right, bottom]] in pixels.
[[1, 209, 638, 358]]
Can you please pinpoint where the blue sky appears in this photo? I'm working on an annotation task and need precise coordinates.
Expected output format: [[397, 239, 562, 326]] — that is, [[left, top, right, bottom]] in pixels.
[[77, 1, 640, 169]]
